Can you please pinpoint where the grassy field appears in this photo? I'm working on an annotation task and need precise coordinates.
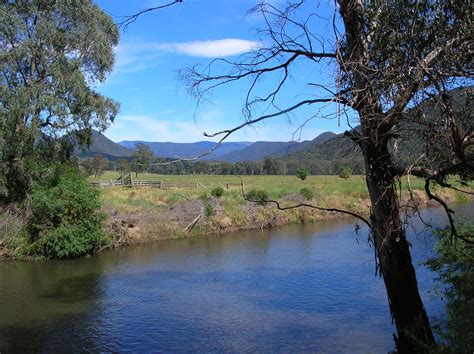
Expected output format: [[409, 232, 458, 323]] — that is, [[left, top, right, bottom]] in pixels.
[[85, 172, 473, 243], [91, 172, 432, 199], [93, 172, 459, 215]]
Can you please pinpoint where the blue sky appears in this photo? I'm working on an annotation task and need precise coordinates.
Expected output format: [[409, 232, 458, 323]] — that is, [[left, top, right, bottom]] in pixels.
[[95, 0, 352, 143]]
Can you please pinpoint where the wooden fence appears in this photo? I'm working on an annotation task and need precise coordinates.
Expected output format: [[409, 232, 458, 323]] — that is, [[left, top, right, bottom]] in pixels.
[[89, 174, 242, 191]]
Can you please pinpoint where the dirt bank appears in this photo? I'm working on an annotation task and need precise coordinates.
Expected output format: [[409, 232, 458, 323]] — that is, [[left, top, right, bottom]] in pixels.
[[104, 188, 470, 248]]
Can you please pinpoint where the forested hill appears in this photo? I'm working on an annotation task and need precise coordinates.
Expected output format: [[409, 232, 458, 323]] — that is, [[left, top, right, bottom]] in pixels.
[[74, 130, 132, 160], [276, 131, 363, 175], [277, 85, 473, 175], [217, 131, 337, 163]]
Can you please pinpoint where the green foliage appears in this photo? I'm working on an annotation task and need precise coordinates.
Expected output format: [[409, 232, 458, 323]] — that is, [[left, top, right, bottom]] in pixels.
[[427, 225, 474, 352], [81, 155, 109, 177], [0, 206, 28, 255], [211, 187, 224, 198], [116, 158, 131, 173], [295, 168, 308, 181], [0, 1, 119, 203], [28, 165, 105, 259], [199, 192, 209, 201], [263, 156, 280, 175], [339, 166, 352, 180], [132, 143, 155, 175], [246, 189, 269, 205], [300, 187, 313, 200], [204, 203, 214, 217]]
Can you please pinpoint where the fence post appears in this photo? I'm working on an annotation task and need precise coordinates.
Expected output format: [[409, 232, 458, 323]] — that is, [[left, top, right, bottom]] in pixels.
[[196, 182, 198, 190]]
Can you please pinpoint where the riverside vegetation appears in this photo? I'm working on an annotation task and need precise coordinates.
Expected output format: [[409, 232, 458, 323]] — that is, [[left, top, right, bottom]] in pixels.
[[3, 169, 471, 261]]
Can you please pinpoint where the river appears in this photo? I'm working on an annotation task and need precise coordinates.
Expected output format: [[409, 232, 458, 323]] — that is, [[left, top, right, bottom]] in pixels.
[[0, 204, 472, 352]]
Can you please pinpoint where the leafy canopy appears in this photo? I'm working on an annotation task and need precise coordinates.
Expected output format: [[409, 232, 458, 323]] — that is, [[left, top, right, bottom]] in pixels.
[[0, 0, 119, 202]]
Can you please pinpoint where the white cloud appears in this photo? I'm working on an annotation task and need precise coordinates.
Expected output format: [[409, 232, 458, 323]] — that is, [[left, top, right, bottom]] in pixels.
[[110, 38, 260, 77], [155, 38, 261, 58]]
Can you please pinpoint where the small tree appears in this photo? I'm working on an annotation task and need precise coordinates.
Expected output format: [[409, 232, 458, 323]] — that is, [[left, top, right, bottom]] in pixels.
[[339, 166, 352, 180], [132, 143, 154, 177], [81, 158, 95, 177], [92, 155, 109, 178], [116, 158, 131, 173], [295, 168, 308, 181]]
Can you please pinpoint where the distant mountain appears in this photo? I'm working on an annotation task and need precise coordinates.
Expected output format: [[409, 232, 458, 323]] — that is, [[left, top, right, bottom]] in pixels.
[[217, 131, 337, 163], [118, 140, 252, 160], [74, 130, 132, 160]]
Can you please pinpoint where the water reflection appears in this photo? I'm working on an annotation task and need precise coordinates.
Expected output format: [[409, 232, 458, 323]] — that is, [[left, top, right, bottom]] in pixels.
[[0, 204, 472, 352]]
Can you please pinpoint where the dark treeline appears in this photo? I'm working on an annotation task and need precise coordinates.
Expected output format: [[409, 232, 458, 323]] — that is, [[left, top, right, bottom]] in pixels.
[[81, 154, 362, 177]]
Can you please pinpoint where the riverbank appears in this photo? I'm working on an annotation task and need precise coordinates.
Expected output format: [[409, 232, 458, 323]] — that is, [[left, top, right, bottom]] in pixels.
[[1, 174, 472, 259], [98, 174, 472, 248]]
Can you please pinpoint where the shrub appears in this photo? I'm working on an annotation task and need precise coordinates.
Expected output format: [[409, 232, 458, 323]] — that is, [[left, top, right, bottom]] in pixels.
[[295, 168, 308, 181], [0, 206, 28, 255], [339, 166, 352, 180], [204, 203, 214, 217], [211, 187, 224, 198], [300, 187, 314, 200], [427, 225, 474, 352], [246, 189, 269, 206], [28, 165, 105, 259]]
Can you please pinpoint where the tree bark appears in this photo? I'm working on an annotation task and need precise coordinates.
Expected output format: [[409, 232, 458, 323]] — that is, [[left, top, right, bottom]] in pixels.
[[363, 140, 436, 352]]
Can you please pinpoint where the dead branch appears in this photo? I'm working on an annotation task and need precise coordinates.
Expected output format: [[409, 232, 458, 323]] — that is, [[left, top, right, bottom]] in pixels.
[[119, 0, 183, 30]]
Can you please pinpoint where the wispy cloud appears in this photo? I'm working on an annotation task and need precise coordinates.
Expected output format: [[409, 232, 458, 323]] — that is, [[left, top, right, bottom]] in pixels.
[[111, 38, 260, 76], [155, 38, 261, 58]]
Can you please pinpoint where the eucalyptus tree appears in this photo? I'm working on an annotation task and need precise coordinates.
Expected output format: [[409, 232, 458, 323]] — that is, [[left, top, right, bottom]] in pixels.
[[117, 0, 472, 351], [183, 1, 472, 351], [0, 0, 119, 203], [132, 143, 155, 176]]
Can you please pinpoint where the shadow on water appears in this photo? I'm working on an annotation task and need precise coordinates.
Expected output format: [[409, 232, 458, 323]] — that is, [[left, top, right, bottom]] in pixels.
[[0, 204, 472, 352]]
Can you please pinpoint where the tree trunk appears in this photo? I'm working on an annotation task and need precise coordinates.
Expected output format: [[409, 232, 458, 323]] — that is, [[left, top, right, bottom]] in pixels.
[[364, 143, 436, 352]]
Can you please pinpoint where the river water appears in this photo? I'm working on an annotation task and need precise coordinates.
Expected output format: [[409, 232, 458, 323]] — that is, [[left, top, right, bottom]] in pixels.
[[0, 204, 472, 352]]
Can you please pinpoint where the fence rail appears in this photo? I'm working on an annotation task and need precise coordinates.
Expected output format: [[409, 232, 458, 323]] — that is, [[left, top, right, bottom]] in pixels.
[[89, 175, 242, 191]]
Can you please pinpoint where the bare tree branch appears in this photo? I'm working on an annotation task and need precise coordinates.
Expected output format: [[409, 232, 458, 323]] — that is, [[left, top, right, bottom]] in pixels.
[[119, 0, 183, 30]]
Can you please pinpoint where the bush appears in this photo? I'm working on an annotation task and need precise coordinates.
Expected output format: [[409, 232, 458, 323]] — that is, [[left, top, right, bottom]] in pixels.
[[246, 189, 269, 205], [427, 225, 474, 352], [339, 166, 352, 180], [0, 206, 28, 254], [211, 187, 224, 198], [295, 168, 308, 181], [204, 203, 214, 217], [300, 187, 314, 200], [28, 165, 105, 259]]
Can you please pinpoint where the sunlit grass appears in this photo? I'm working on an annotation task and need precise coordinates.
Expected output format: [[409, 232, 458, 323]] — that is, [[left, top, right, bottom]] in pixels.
[[94, 172, 472, 213]]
